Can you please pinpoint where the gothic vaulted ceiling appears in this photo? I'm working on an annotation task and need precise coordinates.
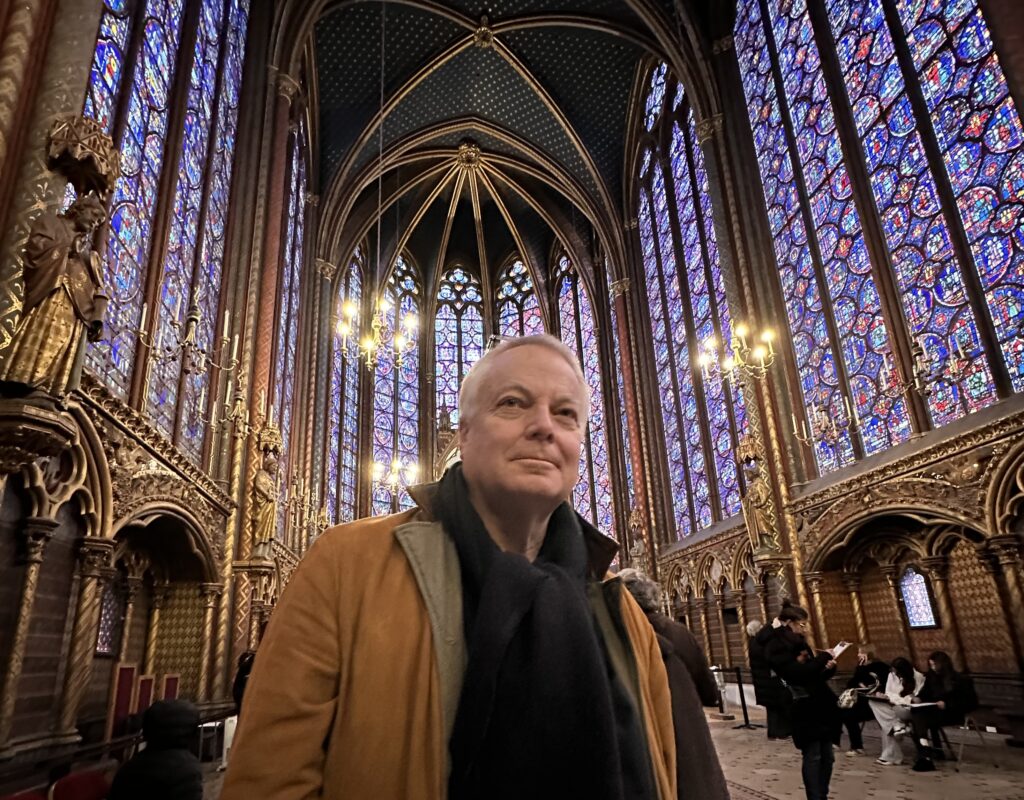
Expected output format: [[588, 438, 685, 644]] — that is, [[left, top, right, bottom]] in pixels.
[[311, 0, 675, 291]]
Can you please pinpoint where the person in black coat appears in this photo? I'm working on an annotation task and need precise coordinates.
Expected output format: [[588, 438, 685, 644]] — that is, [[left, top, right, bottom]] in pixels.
[[232, 650, 256, 713], [838, 644, 888, 756], [764, 601, 840, 800], [896, 650, 979, 772], [108, 699, 203, 800], [748, 618, 792, 739]]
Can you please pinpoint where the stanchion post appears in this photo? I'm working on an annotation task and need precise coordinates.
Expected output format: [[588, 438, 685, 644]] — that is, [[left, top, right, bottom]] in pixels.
[[732, 665, 763, 729]]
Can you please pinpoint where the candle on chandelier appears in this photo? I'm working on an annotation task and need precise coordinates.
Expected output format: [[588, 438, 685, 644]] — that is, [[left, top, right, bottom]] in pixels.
[[139, 302, 148, 331]]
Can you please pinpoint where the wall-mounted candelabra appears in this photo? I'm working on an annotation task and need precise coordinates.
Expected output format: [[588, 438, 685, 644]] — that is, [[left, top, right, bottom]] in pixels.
[[880, 334, 976, 400], [371, 457, 419, 496], [136, 289, 239, 385], [336, 294, 416, 372], [285, 473, 328, 544], [696, 322, 776, 385], [792, 390, 858, 449]]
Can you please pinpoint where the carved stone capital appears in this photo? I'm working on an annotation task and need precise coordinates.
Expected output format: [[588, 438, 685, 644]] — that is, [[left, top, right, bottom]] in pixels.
[[304, 192, 319, 208], [124, 574, 144, 603], [992, 536, 1023, 568], [696, 114, 723, 144], [920, 555, 950, 580], [712, 34, 735, 54], [804, 571, 825, 592], [840, 572, 862, 593], [77, 537, 114, 579], [609, 278, 631, 299], [276, 71, 300, 101], [21, 517, 58, 564], [316, 257, 338, 280], [0, 399, 77, 476], [120, 549, 150, 580], [200, 582, 224, 606], [151, 582, 171, 609], [473, 15, 493, 48]]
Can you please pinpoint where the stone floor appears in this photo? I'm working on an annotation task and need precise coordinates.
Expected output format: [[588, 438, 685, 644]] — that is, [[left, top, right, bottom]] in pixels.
[[712, 706, 1024, 800], [202, 706, 1024, 799]]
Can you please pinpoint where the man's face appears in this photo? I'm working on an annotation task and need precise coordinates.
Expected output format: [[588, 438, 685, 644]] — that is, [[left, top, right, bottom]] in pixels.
[[460, 345, 585, 515]]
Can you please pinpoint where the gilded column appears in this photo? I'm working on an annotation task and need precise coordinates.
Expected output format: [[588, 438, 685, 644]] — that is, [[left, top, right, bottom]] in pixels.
[[841, 572, 869, 645], [58, 537, 113, 734], [804, 572, 829, 648], [197, 583, 222, 701], [610, 279, 648, 520], [991, 538, 1024, 669], [880, 565, 915, 663], [0, 517, 56, 746], [143, 583, 170, 676], [920, 556, 965, 672], [695, 599, 714, 664], [757, 581, 770, 622], [714, 593, 732, 668], [736, 601, 750, 668], [117, 551, 149, 663]]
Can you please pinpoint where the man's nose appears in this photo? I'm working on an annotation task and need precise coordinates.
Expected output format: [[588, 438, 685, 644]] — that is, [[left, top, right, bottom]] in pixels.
[[524, 405, 555, 438]]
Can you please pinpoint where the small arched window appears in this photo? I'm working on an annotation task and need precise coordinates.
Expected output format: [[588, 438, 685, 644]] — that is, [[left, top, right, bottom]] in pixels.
[[435, 266, 484, 426], [899, 566, 938, 628], [495, 258, 544, 337]]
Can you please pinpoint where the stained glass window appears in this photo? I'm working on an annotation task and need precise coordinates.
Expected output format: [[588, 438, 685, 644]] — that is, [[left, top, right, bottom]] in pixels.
[[435, 266, 484, 426], [893, 0, 1024, 393], [85, 0, 188, 396], [496, 258, 544, 336], [555, 255, 614, 535], [273, 121, 308, 539], [900, 566, 938, 628], [325, 249, 362, 525], [95, 578, 123, 656], [372, 255, 420, 516], [607, 272, 635, 511], [77, 0, 250, 463]]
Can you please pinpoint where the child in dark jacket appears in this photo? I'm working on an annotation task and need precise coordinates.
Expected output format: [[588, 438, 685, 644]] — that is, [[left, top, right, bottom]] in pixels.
[[108, 699, 203, 800]]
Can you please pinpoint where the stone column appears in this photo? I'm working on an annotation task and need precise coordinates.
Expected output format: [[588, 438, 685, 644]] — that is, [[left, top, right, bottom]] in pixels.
[[117, 551, 149, 663], [977, 545, 1024, 670], [804, 572, 829, 648], [197, 583, 222, 701], [0, 517, 56, 746], [880, 565, 915, 663], [695, 599, 714, 664], [842, 572, 869, 645], [991, 539, 1024, 669], [757, 581, 770, 622], [58, 537, 113, 734], [714, 593, 732, 668], [736, 601, 750, 668], [920, 555, 965, 672], [143, 583, 171, 676]]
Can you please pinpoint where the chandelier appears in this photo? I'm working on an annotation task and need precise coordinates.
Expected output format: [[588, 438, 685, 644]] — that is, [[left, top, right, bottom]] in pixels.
[[371, 457, 419, 495], [336, 294, 416, 371], [696, 322, 776, 384]]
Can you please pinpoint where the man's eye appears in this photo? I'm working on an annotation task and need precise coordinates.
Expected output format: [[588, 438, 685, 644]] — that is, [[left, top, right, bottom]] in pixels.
[[498, 397, 521, 407], [558, 408, 578, 420]]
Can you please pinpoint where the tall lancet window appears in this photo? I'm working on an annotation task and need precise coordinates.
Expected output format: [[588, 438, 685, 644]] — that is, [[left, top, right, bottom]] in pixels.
[[372, 255, 421, 516], [636, 67, 750, 538], [325, 249, 363, 525], [554, 255, 614, 535], [496, 258, 544, 337], [272, 120, 309, 536], [735, 0, 1024, 476], [434, 266, 484, 426], [80, 0, 251, 442]]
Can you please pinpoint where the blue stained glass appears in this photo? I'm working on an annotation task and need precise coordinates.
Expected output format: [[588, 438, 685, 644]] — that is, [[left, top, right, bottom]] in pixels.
[[435, 267, 484, 425], [640, 175, 692, 538], [555, 256, 614, 534], [670, 116, 743, 519], [645, 63, 667, 132], [274, 121, 308, 541], [83, 0, 134, 134], [372, 256, 420, 516], [895, 0, 1024, 392], [900, 566, 938, 627], [86, 0, 186, 397], [340, 259, 362, 521], [148, 0, 226, 448], [767, 0, 911, 455], [828, 0, 994, 426], [495, 258, 544, 336], [735, 0, 853, 473]]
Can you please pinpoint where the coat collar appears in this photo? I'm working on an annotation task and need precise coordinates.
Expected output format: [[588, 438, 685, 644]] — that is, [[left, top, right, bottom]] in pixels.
[[407, 479, 619, 580]]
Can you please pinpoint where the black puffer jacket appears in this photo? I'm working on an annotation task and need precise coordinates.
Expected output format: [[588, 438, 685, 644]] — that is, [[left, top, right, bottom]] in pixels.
[[108, 700, 203, 800], [763, 627, 839, 749], [749, 625, 787, 708]]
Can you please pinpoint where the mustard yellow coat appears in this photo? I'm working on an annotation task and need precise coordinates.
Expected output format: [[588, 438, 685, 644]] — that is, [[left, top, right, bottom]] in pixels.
[[222, 496, 676, 800]]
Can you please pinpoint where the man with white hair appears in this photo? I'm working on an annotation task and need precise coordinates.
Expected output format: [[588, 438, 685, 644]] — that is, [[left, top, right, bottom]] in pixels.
[[223, 335, 676, 800]]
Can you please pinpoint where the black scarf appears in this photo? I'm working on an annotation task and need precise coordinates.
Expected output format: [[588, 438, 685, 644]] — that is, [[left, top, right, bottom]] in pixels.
[[438, 466, 656, 800]]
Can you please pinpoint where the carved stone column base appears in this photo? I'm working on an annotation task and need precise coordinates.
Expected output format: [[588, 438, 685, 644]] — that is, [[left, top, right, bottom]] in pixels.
[[0, 398, 77, 475]]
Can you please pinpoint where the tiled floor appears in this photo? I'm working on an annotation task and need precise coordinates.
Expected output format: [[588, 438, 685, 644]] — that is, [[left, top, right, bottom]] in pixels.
[[203, 707, 1024, 799], [711, 706, 1024, 800]]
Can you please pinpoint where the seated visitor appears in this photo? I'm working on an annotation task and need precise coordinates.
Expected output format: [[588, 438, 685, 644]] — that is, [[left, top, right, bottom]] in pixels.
[[896, 650, 979, 772], [108, 699, 202, 800], [867, 656, 925, 766], [222, 335, 679, 799], [839, 644, 888, 756]]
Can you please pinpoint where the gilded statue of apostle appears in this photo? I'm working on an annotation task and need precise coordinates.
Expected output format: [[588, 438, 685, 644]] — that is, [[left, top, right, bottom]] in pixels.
[[252, 450, 280, 548], [0, 193, 108, 398]]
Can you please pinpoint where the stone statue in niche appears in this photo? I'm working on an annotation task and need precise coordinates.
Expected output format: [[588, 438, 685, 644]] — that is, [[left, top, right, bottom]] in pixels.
[[737, 435, 779, 553], [252, 422, 283, 554], [0, 193, 108, 401]]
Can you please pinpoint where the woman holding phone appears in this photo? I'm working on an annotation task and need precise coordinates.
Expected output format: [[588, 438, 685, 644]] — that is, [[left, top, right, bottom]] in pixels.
[[764, 600, 840, 800]]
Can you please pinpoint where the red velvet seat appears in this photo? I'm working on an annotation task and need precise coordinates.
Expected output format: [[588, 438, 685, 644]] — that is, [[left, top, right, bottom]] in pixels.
[[47, 770, 110, 800], [0, 789, 47, 800]]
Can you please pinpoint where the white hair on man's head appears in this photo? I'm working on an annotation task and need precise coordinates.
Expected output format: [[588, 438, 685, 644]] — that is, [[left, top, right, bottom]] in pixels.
[[617, 568, 662, 613], [746, 619, 764, 637], [458, 334, 590, 429]]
